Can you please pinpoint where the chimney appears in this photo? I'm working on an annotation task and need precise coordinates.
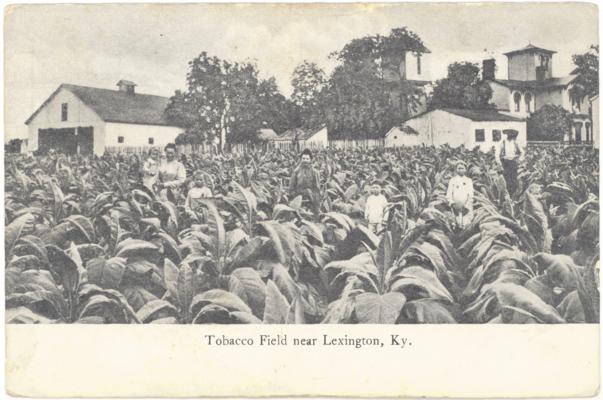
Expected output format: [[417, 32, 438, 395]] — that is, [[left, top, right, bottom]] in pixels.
[[482, 59, 496, 81], [116, 80, 136, 95]]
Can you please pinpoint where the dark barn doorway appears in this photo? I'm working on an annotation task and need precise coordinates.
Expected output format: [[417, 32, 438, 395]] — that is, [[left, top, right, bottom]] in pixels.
[[37, 127, 94, 155], [76, 127, 94, 155]]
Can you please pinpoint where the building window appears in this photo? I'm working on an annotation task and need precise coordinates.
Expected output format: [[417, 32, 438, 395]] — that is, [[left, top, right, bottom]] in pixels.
[[513, 92, 521, 112], [574, 122, 583, 143], [148, 137, 154, 145], [492, 130, 502, 142], [525, 92, 532, 113], [416, 54, 421, 75], [475, 129, 485, 142], [585, 122, 592, 143], [61, 103, 68, 121], [117, 136, 124, 144]]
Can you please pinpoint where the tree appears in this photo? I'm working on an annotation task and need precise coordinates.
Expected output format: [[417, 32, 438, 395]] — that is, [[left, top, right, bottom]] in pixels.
[[569, 45, 599, 107], [166, 52, 294, 150], [323, 27, 429, 139], [429, 62, 493, 110], [324, 63, 397, 139], [290, 61, 326, 129], [527, 104, 571, 141], [257, 77, 298, 134]]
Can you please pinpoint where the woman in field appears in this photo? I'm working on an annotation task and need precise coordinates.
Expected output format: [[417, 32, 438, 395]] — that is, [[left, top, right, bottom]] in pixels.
[[289, 148, 321, 219], [157, 143, 187, 201]]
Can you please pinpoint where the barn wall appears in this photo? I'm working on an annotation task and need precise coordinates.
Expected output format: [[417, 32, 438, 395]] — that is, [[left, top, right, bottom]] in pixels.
[[469, 120, 527, 154], [384, 124, 426, 147], [385, 110, 471, 148], [27, 88, 104, 153], [305, 127, 328, 145], [104, 123, 183, 149], [429, 110, 472, 147]]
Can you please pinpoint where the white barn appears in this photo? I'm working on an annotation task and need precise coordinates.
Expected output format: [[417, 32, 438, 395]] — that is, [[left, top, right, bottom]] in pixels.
[[271, 125, 328, 150], [25, 80, 183, 155], [385, 108, 527, 152]]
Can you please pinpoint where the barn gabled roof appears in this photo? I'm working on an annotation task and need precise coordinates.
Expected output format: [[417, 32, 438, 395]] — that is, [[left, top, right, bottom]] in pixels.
[[272, 125, 326, 141], [25, 83, 178, 127], [256, 128, 278, 141]]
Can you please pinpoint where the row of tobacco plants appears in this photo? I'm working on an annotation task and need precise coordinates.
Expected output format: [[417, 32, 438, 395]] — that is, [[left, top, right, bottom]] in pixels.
[[5, 145, 599, 323]]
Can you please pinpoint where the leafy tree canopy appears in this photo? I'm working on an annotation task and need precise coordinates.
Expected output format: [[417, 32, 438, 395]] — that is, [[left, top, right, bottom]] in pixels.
[[323, 27, 429, 139], [290, 61, 326, 130], [527, 104, 572, 141], [428, 62, 493, 110], [166, 52, 295, 149], [569, 45, 599, 106]]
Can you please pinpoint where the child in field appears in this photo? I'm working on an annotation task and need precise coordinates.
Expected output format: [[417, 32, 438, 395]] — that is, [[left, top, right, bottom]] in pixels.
[[141, 148, 160, 191], [364, 182, 388, 234], [185, 171, 212, 211], [446, 161, 474, 228]]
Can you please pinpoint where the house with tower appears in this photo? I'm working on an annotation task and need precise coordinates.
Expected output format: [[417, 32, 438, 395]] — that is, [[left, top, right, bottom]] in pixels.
[[483, 44, 592, 143]]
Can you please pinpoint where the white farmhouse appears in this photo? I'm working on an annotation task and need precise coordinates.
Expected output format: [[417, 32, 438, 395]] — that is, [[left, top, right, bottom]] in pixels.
[[271, 125, 328, 150], [483, 45, 592, 143], [25, 80, 183, 155], [385, 108, 526, 152]]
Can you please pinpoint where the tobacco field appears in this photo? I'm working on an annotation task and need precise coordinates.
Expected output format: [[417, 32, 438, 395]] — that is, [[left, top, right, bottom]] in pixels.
[[5, 146, 600, 324]]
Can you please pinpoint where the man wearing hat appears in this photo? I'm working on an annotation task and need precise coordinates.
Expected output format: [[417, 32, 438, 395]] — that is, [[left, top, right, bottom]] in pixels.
[[499, 129, 522, 195]]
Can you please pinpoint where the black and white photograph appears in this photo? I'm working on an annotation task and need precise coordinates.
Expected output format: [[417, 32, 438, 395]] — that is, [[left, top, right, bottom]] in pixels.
[[4, 3, 599, 327], [4, 2, 601, 398]]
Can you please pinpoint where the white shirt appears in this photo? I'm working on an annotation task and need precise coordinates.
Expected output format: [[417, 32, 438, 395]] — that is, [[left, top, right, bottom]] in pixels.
[[446, 175, 474, 208], [142, 158, 159, 189], [364, 194, 388, 224], [500, 139, 520, 161], [185, 186, 212, 209], [159, 160, 187, 188]]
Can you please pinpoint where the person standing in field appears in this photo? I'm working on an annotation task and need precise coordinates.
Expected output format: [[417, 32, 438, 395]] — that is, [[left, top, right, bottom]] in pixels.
[[185, 170, 213, 211], [446, 161, 474, 228], [157, 143, 187, 201], [141, 147, 161, 191], [498, 130, 522, 195], [289, 148, 321, 218], [364, 182, 388, 234]]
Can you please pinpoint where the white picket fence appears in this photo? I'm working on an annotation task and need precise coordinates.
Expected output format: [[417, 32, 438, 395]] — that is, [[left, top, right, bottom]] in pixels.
[[329, 139, 385, 149]]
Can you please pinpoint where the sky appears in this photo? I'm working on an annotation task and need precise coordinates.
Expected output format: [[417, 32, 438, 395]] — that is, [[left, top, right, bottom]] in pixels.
[[4, 2, 598, 140]]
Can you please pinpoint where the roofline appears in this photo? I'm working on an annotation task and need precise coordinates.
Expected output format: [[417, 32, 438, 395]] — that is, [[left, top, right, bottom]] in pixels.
[[385, 126, 400, 138], [273, 124, 327, 141], [25, 84, 69, 125], [401, 108, 524, 123], [25, 83, 173, 126], [402, 108, 433, 122], [503, 47, 557, 57], [491, 78, 574, 90], [104, 119, 182, 128], [444, 108, 525, 122]]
